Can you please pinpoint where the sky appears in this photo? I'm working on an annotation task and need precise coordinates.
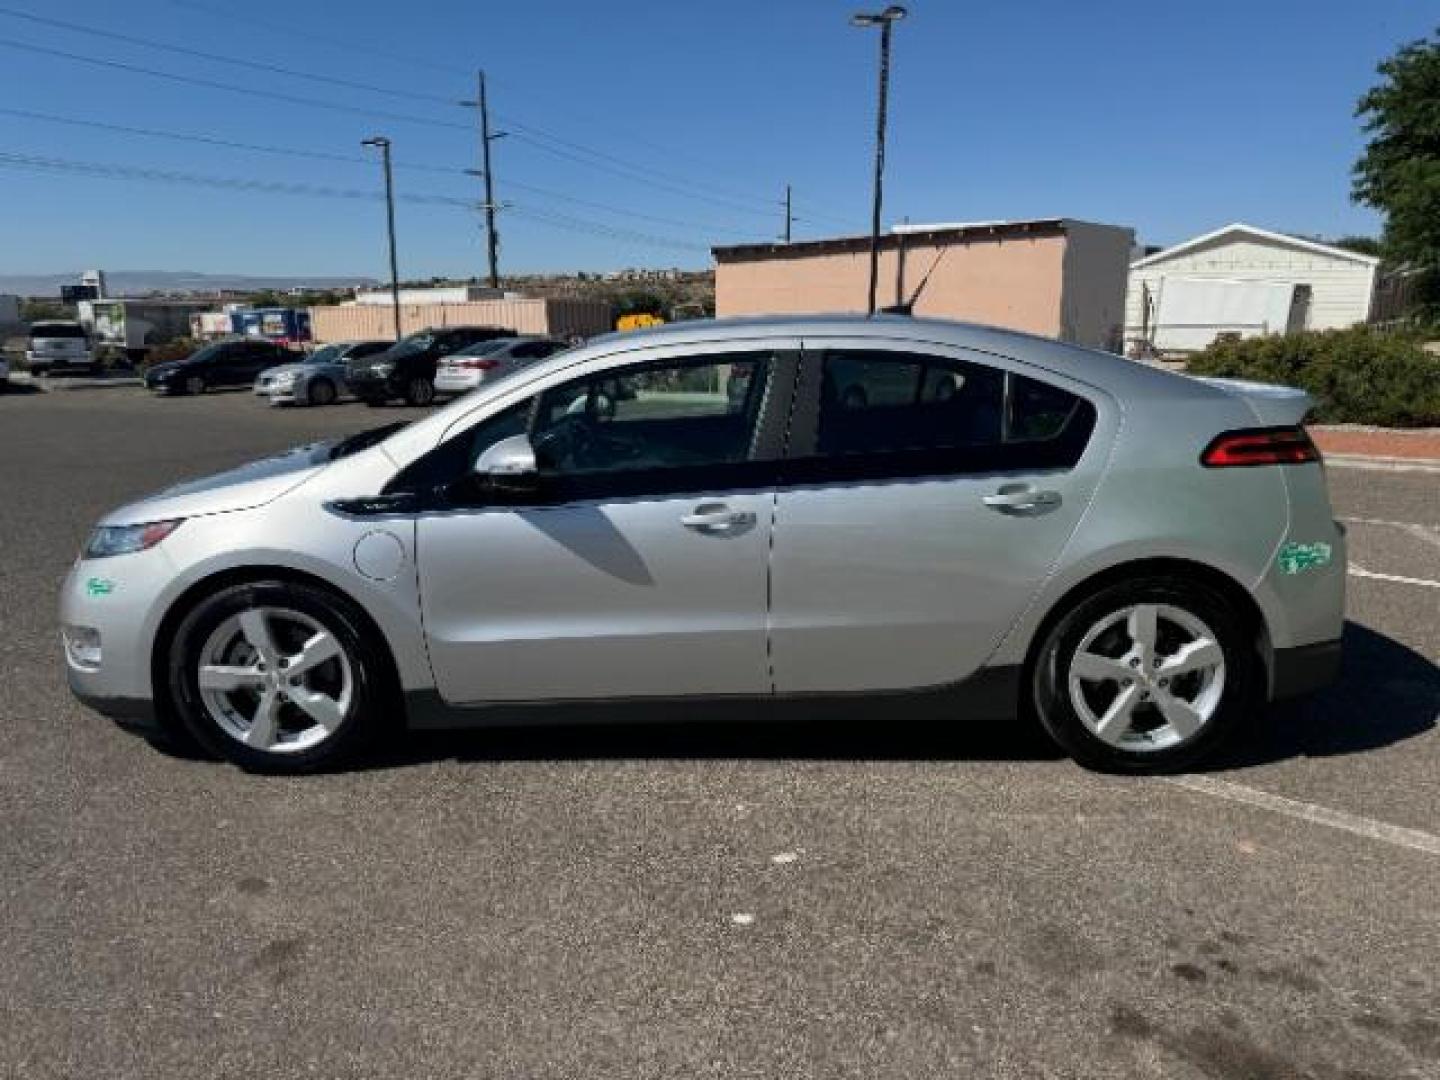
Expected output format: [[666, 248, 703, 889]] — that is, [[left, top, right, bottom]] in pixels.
[[0, 0, 1432, 280]]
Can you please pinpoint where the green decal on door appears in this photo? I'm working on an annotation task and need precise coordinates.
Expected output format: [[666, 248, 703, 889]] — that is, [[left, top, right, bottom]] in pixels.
[[1278, 542, 1332, 575]]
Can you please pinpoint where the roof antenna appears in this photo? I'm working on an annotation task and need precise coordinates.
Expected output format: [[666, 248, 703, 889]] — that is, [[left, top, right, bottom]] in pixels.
[[880, 244, 948, 316]]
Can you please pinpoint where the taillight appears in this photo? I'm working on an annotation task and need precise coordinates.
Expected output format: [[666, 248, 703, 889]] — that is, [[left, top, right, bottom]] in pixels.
[[452, 358, 499, 371], [1200, 426, 1321, 467]]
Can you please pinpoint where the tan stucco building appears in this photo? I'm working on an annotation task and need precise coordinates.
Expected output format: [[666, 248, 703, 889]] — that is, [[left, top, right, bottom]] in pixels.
[[309, 295, 612, 344], [713, 218, 1133, 351]]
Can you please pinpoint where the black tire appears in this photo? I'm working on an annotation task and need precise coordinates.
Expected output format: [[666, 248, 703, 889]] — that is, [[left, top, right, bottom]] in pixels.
[[307, 378, 337, 406], [184, 374, 205, 396], [404, 375, 436, 407], [166, 580, 389, 773], [1031, 576, 1254, 773]]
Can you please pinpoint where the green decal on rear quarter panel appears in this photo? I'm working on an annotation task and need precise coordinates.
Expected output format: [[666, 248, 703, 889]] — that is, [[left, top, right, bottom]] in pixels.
[[85, 577, 116, 597], [1278, 542, 1332, 575]]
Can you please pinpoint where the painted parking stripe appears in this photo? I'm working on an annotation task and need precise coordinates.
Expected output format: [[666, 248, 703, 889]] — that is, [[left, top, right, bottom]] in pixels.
[[1347, 564, 1440, 590], [1168, 775, 1440, 858], [1340, 516, 1440, 549]]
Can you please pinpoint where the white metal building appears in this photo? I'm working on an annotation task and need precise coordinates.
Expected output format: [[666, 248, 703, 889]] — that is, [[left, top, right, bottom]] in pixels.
[[1124, 223, 1381, 354]]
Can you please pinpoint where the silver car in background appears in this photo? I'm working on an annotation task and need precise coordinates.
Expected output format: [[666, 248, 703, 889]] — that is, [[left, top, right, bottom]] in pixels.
[[61, 315, 1344, 774], [255, 340, 391, 406], [432, 336, 570, 399]]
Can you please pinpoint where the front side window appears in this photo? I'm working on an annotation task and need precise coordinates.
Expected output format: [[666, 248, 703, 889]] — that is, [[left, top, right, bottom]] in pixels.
[[531, 353, 770, 475], [808, 349, 1094, 471]]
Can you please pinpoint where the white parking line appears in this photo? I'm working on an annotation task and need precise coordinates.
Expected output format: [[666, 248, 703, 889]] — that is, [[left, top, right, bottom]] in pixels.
[[1340, 516, 1440, 550], [1167, 775, 1440, 857], [1348, 564, 1440, 590], [1325, 455, 1440, 475]]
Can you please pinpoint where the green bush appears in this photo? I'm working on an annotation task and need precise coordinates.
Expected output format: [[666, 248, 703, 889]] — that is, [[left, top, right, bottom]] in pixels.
[[1185, 327, 1440, 427]]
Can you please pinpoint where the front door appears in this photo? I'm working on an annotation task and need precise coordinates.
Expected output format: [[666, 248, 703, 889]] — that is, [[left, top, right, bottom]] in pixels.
[[414, 343, 794, 704], [769, 340, 1114, 693]]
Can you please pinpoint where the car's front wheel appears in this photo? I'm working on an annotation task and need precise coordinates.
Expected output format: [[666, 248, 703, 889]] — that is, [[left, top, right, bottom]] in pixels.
[[184, 374, 205, 396], [404, 375, 436, 407], [1031, 577, 1253, 773], [167, 581, 388, 772], [307, 378, 337, 406]]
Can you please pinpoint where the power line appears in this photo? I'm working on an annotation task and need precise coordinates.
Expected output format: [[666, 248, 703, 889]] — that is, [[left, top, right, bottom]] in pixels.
[[147, 0, 856, 226], [0, 106, 760, 237], [0, 6, 458, 105], [0, 149, 713, 253], [0, 38, 472, 132]]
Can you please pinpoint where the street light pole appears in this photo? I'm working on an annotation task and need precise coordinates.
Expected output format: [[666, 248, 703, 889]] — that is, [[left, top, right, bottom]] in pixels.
[[361, 136, 402, 342], [851, 5, 907, 316], [782, 183, 793, 243]]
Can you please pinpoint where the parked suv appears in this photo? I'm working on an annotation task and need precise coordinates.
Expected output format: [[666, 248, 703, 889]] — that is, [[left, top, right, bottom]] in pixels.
[[345, 326, 516, 407], [25, 321, 95, 375], [144, 339, 293, 395]]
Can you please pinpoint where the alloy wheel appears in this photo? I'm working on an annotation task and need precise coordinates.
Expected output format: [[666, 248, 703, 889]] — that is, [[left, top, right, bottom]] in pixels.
[[196, 606, 353, 754], [185, 375, 204, 395], [1066, 603, 1226, 752]]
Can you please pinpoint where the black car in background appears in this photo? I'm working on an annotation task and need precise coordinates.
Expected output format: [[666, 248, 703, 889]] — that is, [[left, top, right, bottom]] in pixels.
[[144, 339, 294, 395], [345, 326, 516, 406]]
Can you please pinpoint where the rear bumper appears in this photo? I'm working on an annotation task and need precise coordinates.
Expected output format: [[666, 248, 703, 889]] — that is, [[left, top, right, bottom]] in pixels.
[[1270, 639, 1342, 701]]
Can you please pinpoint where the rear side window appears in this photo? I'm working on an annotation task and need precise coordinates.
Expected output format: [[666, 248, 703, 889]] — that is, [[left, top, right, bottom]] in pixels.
[[810, 350, 1094, 471], [31, 324, 87, 339]]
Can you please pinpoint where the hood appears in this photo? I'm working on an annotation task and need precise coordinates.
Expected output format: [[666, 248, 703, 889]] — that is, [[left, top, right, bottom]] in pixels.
[[259, 361, 308, 379], [1193, 377, 1314, 427], [146, 361, 183, 378], [100, 441, 332, 525]]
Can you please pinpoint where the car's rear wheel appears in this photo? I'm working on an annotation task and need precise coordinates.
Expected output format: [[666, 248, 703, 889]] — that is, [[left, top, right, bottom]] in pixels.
[[404, 375, 436, 407], [167, 581, 387, 772], [307, 378, 337, 406], [184, 374, 205, 396], [1032, 577, 1252, 773]]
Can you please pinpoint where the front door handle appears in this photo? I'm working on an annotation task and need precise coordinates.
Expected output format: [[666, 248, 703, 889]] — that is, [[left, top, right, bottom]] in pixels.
[[681, 503, 756, 532], [982, 486, 1062, 512]]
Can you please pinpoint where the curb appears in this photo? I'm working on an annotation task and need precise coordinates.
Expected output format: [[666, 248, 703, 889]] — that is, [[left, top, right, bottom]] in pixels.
[[1324, 453, 1440, 475], [9, 373, 143, 391]]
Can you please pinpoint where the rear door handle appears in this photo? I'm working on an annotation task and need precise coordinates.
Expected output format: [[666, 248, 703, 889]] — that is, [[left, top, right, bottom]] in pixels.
[[982, 487, 1062, 512], [681, 503, 756, 531]]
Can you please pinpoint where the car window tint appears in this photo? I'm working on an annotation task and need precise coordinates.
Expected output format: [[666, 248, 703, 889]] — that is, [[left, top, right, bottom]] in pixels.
[[1008, 373, 1085, 442], [386, 398, 533, 494], [818, 351, 1004, 455], [532, 353, 770, 474]]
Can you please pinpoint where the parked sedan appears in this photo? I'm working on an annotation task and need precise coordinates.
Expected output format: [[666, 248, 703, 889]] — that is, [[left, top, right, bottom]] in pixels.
[[432, 336, 570, 398], [145, 339, 293, 395], [255, 340, 391, 406], [345, 326, 515, 406], [62, 315, 1344, 774]]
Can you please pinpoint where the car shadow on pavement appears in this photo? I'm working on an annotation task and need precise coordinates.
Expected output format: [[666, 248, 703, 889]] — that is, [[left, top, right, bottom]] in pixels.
[[0, 380, 42, 395], [1206, 620, 1438, 770], [365, 696, 1065, 771]]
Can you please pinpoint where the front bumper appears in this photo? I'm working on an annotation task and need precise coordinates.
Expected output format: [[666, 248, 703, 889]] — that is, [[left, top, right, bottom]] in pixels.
[[1271, 639, 1343, 701], [60, 555, 168, 716], [346, 372, 397, 398]]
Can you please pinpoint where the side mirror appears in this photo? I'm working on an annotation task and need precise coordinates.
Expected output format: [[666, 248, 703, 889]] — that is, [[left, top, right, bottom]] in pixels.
[[472, 434, 541, 496]]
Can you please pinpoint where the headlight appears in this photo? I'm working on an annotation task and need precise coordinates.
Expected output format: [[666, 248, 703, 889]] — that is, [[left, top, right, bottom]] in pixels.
[[371, 362, 395, 376], [270, 372, 296, 387], [84, 519, 184, 559]]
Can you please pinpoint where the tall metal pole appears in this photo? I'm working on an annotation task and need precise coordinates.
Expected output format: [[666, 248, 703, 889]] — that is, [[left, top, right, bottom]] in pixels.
[[852, 6, 906, 316], [783, 183, 793, 243], [477, 70, 500, 288], [363, 136, 402, 342]]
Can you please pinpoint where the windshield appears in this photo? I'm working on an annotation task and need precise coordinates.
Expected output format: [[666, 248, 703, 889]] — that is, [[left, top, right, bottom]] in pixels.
[[327, 420, 412, 461], [185, 342, 233, 364], [30, 323, 87, 340], [452, 339, 514, 358], [308, 344, 343, 365], [388, 332, 435, 358]]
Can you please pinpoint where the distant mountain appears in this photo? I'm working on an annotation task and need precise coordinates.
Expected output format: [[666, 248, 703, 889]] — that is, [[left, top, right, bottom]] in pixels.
[[0, 270, 377, 297]]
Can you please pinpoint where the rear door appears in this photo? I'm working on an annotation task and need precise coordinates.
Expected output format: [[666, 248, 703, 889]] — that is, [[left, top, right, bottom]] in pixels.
[[769, 338, 1115, 693]]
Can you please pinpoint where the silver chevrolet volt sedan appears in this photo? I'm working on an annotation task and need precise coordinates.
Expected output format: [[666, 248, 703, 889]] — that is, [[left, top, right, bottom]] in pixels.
[[61, 316, 1345, 774]]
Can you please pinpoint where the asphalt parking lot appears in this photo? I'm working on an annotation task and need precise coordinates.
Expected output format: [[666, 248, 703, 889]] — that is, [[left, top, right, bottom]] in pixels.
[[2, 384, 1437, 1079]]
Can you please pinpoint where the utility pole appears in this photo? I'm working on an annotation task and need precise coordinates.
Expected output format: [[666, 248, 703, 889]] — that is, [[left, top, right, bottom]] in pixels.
[[465, 70, 501, 288], [782, 183, 793, 243], [851, 6, 907, 316], [361, 136, 402, 342]]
